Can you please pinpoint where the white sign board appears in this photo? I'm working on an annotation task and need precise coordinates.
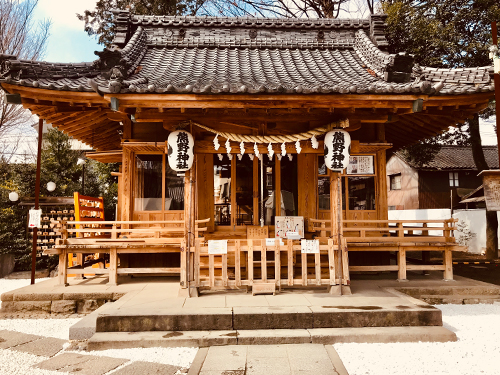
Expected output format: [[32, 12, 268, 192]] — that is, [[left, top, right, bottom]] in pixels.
[[28, 209, 42, 228], [301, 239, 319, 254], [347, 155, 374, 175], [208, 240, 228, 254], [275, 216, 304, 239], [265, 238, 284, 246], [286, 231, 301, 240]]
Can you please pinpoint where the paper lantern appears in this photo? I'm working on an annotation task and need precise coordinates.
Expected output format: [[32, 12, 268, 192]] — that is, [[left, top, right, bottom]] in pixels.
[[9, 192, 19, 202], [324, 129, 351, 172], [167, 130, 194, 172], [47, 181, 56, 192]]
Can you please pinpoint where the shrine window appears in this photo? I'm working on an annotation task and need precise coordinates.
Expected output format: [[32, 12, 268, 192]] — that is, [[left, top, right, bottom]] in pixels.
[[134, 154, 184, 212], [214, 155, 232, 226], [390, 174, 402, 190], [449, 172, 459, 187]]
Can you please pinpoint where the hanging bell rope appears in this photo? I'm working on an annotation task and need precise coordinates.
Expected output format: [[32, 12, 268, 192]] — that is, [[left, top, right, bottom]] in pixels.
[[185, 119, 349, 144]]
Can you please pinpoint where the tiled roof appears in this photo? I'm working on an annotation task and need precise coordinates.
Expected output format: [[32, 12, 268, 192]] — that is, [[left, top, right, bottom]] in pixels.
[[0, 12, 494, 96], [400, 146, 500, 170]]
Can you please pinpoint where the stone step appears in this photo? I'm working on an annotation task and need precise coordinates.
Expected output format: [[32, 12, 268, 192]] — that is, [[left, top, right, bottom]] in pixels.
[[87, 326, 456, 350], [419, 295, 500, 305], [95, 305, 443, 333], [398, 286, 500, 297]]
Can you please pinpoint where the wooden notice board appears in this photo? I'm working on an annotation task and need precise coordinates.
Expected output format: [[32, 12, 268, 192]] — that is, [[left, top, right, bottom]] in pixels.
[[247, 225, 269, 239], [479, 170, 500, 211]]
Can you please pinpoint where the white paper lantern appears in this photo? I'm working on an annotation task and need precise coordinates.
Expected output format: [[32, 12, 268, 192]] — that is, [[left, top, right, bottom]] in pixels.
[[167, 130, 194, 172], [324, 129, 351, 172], [47, 181, 56, 192], [9, 191, 19, 202]]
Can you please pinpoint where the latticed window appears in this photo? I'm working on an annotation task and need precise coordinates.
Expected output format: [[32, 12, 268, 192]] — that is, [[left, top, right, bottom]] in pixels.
[[449, 172, 459, 187], [390, 174, 401, 190]]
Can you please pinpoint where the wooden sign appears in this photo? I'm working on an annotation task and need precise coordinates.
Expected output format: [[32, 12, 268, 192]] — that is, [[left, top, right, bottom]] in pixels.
[[301, 239, 319, 254], [208, 240, 227, 254], [247, 225, 268, 239], [265, 238, 284, 246], [275, 216, 304, 239], [28, 209, 42, 228], [480, 170, 500, 211], [347, 155, 374, 175]]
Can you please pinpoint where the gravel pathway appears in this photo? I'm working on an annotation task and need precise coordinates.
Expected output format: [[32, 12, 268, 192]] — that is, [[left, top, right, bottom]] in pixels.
[[334, 303, 500, 375]]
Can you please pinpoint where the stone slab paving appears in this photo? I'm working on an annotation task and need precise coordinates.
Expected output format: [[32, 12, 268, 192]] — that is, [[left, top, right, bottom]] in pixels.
[[112, 361, 182, 374], [35, 352, 128, 375], [0, 330, 41, 349], [13, 336, 66, 357], [197, 344, 348, 375]]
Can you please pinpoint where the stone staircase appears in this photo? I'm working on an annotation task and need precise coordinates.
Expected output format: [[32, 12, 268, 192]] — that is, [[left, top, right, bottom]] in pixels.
[[396, 286, 500, 305], [83, 301, 457, 350]]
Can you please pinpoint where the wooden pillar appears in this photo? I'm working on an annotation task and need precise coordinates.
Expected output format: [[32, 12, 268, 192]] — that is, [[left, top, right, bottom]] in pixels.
[[122, 148, 133, 222], [253, 157, 259, 225], [58, 250, 68, 286], [376, 149, 388, 220], [231, 156, 237, 228], [108, 248, 118, 286], [275, 156, 282, 216], [330, 172, 341, 239], [183, 169, 192, 290]]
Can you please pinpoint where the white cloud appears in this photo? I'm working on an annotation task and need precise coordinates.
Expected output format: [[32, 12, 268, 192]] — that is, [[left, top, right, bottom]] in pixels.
[[36, 0, 98, 30]]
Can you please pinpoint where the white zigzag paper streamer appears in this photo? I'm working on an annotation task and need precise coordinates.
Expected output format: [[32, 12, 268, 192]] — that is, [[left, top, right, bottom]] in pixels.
[[268, 143, 274, 160], [295, 140, 302, 154], [213, 134, 220, 150], [254, 142, 260, 158], [311, 135, 318, 149]]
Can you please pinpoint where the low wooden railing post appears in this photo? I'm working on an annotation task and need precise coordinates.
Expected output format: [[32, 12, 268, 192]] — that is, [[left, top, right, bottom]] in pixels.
[[235, 240, 241, 287], [301, 247, 307, 287], [328, 239, 336, 285], [287, 239, 293, 286], [397, 246, 407, 282], [180, 239, 187, 289], [248, 239, 254, 287], [194, 239, 201, 288], [274, 239, 281, 290], [222, 246, 228, 287], [261, 240, 267, 282], [341, 238, 350, 286]]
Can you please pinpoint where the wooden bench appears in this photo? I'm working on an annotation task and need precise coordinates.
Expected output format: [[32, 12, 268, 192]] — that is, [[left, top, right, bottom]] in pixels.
[[49, 219, 209, 286], [309, 218, 463, 281]]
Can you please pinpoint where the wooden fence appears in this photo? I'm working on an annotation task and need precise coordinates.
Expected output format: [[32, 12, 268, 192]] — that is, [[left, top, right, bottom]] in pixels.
[[189, 238, 349, 292]]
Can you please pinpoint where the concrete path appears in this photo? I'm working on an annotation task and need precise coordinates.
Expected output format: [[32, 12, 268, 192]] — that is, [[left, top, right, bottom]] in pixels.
[[189, 344, 349, 375]]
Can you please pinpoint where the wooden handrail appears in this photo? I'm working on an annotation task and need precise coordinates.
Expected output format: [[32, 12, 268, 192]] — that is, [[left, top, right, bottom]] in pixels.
[[309, 217, 457, 242]]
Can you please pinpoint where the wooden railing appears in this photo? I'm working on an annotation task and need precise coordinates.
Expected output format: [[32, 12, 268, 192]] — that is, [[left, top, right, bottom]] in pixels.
[[309, 218, 462, 281], [189, 238, 349, 292], [50, 219, 209, 286]]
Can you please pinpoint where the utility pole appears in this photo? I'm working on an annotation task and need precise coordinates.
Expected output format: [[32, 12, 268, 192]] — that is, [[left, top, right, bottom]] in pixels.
[[492, 22, 500, 161], [31, 118, 43, 285]]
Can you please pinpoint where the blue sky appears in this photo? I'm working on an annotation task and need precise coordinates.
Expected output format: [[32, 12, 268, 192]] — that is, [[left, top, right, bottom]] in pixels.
[[33, 0, 101, 63]]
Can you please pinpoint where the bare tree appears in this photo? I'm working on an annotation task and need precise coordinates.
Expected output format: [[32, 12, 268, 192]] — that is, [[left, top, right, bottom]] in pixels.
[[0, 0, 51, 151], [206, 0, 353, 18]]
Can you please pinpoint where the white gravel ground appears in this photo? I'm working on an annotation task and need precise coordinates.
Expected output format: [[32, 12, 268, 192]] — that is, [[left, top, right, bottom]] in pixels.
[[335, 303, 500, 375], [2, 278, 500, 374]]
